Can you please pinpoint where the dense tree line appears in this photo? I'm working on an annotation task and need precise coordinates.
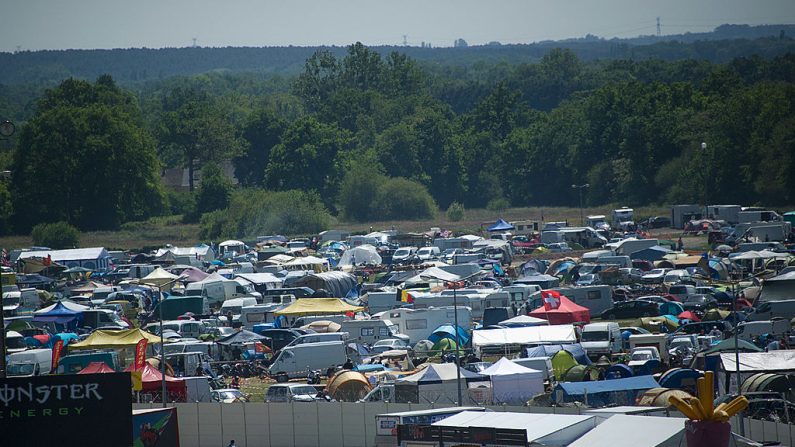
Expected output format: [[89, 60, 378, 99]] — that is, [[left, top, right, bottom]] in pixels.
[[1, 41, 794, 236]]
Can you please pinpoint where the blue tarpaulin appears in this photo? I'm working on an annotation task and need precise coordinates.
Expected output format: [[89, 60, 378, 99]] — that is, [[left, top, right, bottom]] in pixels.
[[428, 324, 470, 346], [555, 375, 660, 407], [32, 302, 82, 324], [487, 219, 514, 232]]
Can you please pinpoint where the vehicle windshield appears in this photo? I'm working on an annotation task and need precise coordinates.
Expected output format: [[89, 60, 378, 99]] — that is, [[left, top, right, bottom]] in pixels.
[[647, 269, 665, 275], [217, 391, 241, 400], [670, 339, 693, 348], [3, 296, 20, 306], [290, 386, 317, 395], [7, 363, 35, 376], [631, 351, 653, 361], [581, 331, 609, 342], [394, 249, 410, 257], [685, 296, 705, 303], [6, 337, 27, 350], [388, 325, 400, 336]]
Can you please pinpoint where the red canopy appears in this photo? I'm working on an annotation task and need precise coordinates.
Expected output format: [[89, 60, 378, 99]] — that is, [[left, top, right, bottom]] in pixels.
[[78, 361, 116, 374], [678, 310, 701, 322], [124, 363, 186, 397], [528, 295, 591, 324]]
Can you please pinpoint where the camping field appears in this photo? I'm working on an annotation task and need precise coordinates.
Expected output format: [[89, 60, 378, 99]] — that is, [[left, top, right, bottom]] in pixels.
[[0, 205, 674, 251]]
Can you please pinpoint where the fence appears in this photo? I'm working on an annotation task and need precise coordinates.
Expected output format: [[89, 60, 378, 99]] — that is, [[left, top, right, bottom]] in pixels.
[[132, 401, 795, 447]]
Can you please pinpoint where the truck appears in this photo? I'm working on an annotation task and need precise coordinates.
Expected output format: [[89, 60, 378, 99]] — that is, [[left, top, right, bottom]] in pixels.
[[738, 210, 782, 224], [540, 227, 607, 248], [705, 205, 742, 224], [612, 207, 635, 226], [628, 334, 668, 364], [7, 348, 53, 376], [580, 322, 623, 358], [671, 205, 703, 229]]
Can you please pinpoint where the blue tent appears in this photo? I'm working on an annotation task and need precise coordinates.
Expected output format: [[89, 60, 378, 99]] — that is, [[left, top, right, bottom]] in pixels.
[[487, 219, 514, 232], [554, 375, 660, 407], [605, 364, 634, 379], [32, 302, 82, 324], [630, 246, 672, 262], [428, 324, 470, 346], [525, 344, 592, 365], [658, 368, 704, 389]]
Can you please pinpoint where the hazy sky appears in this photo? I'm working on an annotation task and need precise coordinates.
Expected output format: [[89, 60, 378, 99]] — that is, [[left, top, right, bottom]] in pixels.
[[1, 0, 794, 52]]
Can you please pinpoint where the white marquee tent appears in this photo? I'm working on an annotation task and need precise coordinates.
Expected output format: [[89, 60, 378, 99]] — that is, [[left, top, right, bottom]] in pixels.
[[480, 357, 544, 404]]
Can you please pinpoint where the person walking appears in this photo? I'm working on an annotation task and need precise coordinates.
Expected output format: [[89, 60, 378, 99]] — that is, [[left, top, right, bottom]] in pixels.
[[227, 440, 236, 447]]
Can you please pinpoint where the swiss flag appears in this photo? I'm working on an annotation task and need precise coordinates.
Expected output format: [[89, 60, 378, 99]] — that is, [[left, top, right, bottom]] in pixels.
[[541, 290, 561, 311]]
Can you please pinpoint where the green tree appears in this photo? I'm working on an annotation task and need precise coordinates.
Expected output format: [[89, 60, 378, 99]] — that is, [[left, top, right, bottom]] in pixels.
[[234, 108, 287, 186], [157, 87, 245, 191], [337, 157, 385, 222], [11, 77, 166, 231], [196, 163, 233, 214]]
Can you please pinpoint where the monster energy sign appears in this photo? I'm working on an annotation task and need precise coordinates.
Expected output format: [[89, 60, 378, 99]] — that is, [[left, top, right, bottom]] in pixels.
[[0, 373, 132, 444]]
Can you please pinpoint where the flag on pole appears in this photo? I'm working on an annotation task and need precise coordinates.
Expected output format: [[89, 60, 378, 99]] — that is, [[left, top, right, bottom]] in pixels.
[[51, 339, 64, 371], [400, 289, 414, 303], [134, 338, 148, 370], [541, 290, 561, 311]]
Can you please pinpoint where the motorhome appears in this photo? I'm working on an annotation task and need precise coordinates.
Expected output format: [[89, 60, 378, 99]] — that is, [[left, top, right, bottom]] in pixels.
[[1, 288, 40, 314], [239, 303, 284, 328], [382, 306, 472, 343], [705, 205, 742, 224], [747, 299, 795, 321], [364, 291, 402, 314], [220, 297, 258, 317], [185, 277, 260, 308], [612, 207, 635, 226], [734, 319, 791, 341], [340, 319, 409, 345], [510, 220, 540, 236], [550, 286, 614, 317], [144, 319, 204, 339]]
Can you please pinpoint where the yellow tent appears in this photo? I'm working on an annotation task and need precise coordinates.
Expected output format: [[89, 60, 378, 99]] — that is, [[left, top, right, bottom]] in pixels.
[[274, 298, 363, 316], [69, 328, 166, 350]]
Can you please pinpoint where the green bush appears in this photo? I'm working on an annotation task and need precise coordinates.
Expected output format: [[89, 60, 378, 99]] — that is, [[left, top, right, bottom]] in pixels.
[[446, 202, 465, 222], [373, 177, 437, 220], [166, 190, 196, 216], [197, 163, 233, 214], [200, 188, 331, 239], [487, 197, 510, 212], [31, 221, 80, 249]]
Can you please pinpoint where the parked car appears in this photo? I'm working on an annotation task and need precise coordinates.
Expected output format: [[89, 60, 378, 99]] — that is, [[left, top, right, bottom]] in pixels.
[[416, 247, 441, 261], [576, 273, 600, 286], [671, 321, 733, 337], [644, 216, 672, 229], [211, 389, 250, 403], [547, 242, 572, 253], [257, 328, 302, 352], [264, 384, 321, 403], [667, 285, 696, 302], [619, 268, 644, 283], [600, 300, 660, 320], [682, 294, 718, 312], [632, 259, 654, 272], [369, 338, 410, 354], [637, 295, 670, 305], [642, 269, 670, 284]]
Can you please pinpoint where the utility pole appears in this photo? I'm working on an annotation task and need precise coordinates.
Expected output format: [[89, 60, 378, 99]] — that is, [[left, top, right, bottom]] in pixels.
[[402, 35, 408, 46], [192, 38, 197, 48], [657, 17, 661, 37]]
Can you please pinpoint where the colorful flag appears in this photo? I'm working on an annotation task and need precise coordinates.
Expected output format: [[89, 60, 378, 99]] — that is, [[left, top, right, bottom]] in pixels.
[[134, 338, 148, 370], [400, 289, 414, 303], [541, 290, 561, 311], [51, 339, 64, 371]]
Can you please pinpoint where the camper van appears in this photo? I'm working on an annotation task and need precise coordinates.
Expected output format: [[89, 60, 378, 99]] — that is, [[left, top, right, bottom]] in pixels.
[[1, 288, 40, 314], [734, 319, 790, 341], [220, 297, 258, 317], [364, 291, 402, 314], [340, 319, 409, 345], [551, 286, 614, 317], [239, 303, 284, 328], [585, 215, 610, 231], [82, 309, 130, 330], [382, 306, 472, 343], [748, 300, 795, 322], [144, 320, 204, 339], [185, 278, 259, 308], [268, 341, 351, 380], [511, 220, 540, 236]]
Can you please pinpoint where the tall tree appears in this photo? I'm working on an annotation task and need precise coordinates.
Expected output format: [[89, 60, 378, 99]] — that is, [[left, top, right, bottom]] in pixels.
[[11, 76, 165, 231]]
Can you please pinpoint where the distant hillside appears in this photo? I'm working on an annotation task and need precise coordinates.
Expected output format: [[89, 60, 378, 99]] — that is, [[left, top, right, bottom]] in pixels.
[[0, 24, 794, 85]]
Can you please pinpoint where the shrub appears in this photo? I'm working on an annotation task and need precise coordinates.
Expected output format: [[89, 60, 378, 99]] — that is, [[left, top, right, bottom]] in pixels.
[[31, 221, 80, 249], [446, 202, 465, 222], [373, 177, 437, 220], [196, 163, 233, 214], [200, 188, 331, 239], [487, 197, 510, 212]]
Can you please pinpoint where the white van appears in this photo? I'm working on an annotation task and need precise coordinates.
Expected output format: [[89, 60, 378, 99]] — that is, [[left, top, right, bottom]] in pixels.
[[268, 341, 350, 380], [550, 286, 614, 317], [239, 303, 283, 328], [580, 322, 623, 358], [416, 247, 441, 261], [7, 348, 53, 376], [392, 247, 418, 263], [145, 320, 204, 339], [284, 332, 349, 348], [185, 279, 259, 308], [748, 300, 795, 322], [2, 288, 40, 314], [734, 319, 790, 341], [340, 319, 410, 345], [220, 297, 258, 317]]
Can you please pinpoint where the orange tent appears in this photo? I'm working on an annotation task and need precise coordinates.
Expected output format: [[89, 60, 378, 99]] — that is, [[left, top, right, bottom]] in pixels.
[[528, 295, 591, 324], [124, 363, 186, 399], [78, 361, 116, 374]]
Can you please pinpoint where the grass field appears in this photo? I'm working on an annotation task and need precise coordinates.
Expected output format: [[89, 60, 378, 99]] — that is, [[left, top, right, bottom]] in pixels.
[[0, 204, 675, 251]]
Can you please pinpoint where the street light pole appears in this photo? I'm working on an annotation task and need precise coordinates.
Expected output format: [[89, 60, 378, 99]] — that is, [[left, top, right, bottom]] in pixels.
[[571, 184, 589, 226], [701, 142, 709, 219], [452, 283, 462, 406], [0, 119, 14, 379]]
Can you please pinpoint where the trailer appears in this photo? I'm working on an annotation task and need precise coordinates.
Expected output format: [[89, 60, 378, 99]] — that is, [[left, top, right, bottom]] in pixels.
[[671, 205, 702, 229]]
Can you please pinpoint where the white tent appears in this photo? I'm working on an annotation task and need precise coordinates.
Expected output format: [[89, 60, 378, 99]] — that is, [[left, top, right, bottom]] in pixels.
[[472, 325, 576, 349], [498, 315, 548, 327], [284, 255, 330, 271], [568, 414, 684, 447], [140, 267, 180, 290], [720, 351, 795, 373], [431, 411, 596, 446], [35, 300, 90, 314], [337, 245, 382, 267], [480, 357, 544, 404], [395, 363, 488, 404]]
